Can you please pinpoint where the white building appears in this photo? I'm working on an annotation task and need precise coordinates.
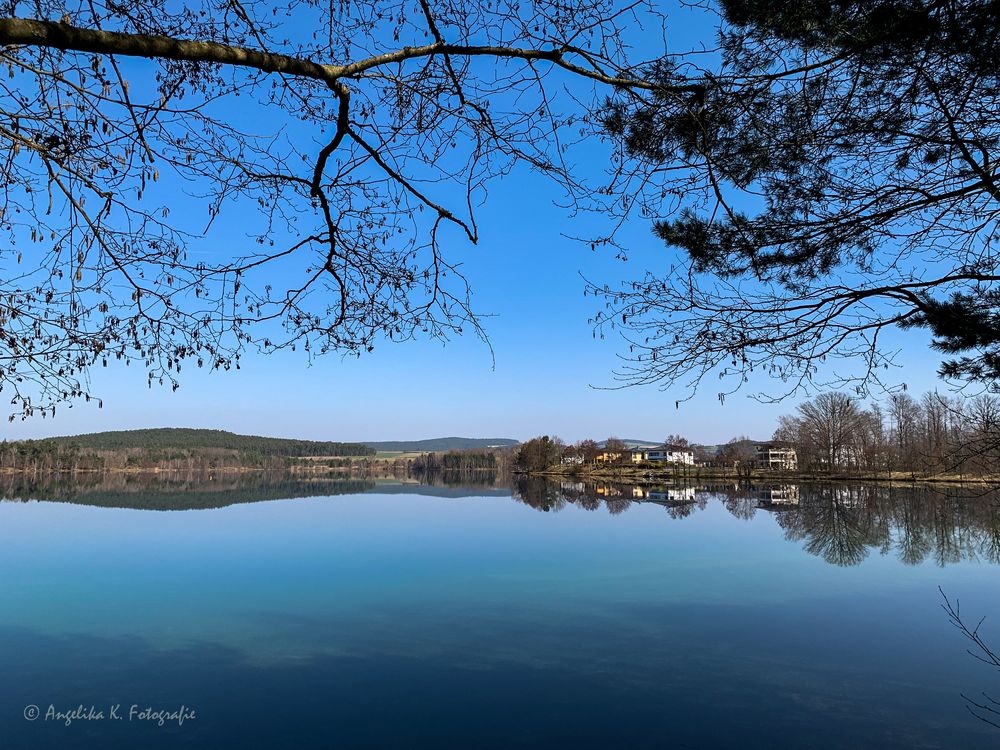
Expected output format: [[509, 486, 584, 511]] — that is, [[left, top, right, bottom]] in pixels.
[[752, 442, 798, 471], [644, 445, 695, 465]]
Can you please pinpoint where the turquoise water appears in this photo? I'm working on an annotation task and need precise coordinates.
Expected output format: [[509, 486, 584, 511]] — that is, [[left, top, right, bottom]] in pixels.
[[2, 480, 999, 748]]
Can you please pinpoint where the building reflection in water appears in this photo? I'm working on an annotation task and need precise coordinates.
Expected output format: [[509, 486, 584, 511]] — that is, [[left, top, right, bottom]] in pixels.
[[3, 470, 999, 569], [513, 477, 1000, 568]]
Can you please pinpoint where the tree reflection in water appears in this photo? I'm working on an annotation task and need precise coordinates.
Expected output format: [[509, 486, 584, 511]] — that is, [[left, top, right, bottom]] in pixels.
[[512, 477, 1000, 568], [3, 470, 999, 568], [7, 469, 998, 735]]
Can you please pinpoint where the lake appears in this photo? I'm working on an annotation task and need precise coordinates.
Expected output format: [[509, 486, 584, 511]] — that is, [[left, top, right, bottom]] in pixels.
[[2, 476, 1000, 748]]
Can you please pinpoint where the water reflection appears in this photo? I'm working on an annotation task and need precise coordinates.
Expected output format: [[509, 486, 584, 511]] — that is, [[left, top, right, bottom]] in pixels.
[[512, 478, 1000, 568], [1, 472, 999, 748], [2, 471, 999, 568], [0, 471, 377, 510], [0, 469, 509, 509]]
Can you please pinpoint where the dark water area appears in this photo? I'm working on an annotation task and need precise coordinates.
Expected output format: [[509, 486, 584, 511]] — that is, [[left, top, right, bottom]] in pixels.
[[2, 475, 1000, 748]]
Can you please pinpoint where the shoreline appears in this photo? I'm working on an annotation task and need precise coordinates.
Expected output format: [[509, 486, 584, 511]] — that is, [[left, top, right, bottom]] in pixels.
[[0, 463, 373, 477], [2, 462, 998, 488], [521, 464, 1000, 486]]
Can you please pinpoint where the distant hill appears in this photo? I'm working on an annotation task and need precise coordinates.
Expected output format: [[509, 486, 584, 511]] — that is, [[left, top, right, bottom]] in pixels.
[[364, 437, 519, 452], [34, 428, 374, 457], [23, 429, 519, 456]]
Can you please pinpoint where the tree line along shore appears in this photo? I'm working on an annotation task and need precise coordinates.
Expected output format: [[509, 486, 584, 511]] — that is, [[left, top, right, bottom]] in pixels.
[[0, 430, 507, 478], [0, 429, 373, 476], [512, 390, 1000, 485], [527, 462, 995, 486], [5, 387, 1000, 485]]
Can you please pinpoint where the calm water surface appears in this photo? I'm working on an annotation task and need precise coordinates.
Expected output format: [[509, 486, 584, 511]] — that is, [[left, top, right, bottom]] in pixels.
[[2, 477, 999, 748]]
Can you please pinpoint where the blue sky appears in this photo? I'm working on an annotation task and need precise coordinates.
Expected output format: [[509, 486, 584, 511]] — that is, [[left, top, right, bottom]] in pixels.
[[5, 161, 946, 444], [1, 3, 953, 444]]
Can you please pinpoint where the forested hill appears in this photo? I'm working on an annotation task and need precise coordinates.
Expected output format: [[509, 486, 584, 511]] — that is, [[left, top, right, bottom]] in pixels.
[[35, 428, 375, 457], [363, 437, 519, 452]]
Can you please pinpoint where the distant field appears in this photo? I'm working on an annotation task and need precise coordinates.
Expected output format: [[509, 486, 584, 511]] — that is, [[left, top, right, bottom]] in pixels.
[[292, 455, 368, 461]]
